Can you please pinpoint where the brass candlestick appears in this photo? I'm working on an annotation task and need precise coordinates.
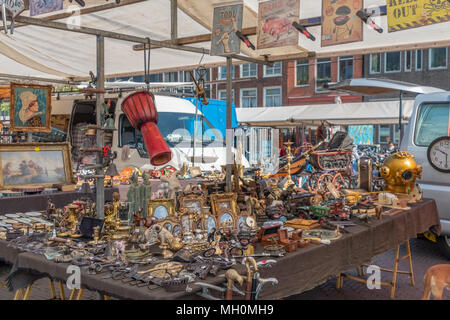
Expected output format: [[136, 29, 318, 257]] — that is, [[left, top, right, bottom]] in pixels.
[[281, 141, 295, 190]]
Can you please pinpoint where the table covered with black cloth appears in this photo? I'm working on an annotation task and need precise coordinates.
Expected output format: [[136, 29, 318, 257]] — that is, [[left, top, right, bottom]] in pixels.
[[1, 199, 441, 300], [0, 188, 118, 214]]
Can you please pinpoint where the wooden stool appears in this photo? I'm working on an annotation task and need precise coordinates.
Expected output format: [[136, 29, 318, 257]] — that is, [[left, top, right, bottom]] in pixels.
[[336, 240, 415, 299]]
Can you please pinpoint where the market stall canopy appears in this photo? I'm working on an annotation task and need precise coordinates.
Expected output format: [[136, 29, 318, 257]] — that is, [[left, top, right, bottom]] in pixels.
[[1, 0, 449, 81], [236, 100, 415, 127], [325, 78, 446, 96]]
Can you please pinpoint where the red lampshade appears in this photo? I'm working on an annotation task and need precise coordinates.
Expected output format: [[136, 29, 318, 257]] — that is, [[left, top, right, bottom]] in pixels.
[[121, 91, 172, 166]]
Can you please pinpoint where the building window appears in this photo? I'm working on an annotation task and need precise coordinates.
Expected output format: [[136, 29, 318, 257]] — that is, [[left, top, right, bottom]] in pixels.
[[378, 125, 391, 143], [218, 89, 234, 103], [164, 72, 178, 82], [316, 58, 331, 92], [393, 124, 400, 144], [416, 50, 423, 71], [218, 66, 235, 80], [369, 53, 381, 74], [429, 47, 448, 70], [264, 87, 282, 107], [240, 88, 257, 108], [149, 73, 163, 82], [241, 63, 257, 78], [296, 59, 309, 86], [385, 52, 401, 73], [338, 56, 354, 81], [264, 61, 282, 77], [405, 51, 412, 72]]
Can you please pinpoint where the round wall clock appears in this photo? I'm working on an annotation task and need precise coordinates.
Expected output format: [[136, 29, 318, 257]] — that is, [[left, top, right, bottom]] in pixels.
[[427, 136, 450, 173]]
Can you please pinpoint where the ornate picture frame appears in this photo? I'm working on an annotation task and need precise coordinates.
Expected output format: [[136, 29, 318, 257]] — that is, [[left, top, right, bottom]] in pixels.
[[10, 82, 52, 132], [178, 194, 206, 216], [210, 193, 238, 229], [0, 142, 74, 190], [147, 198, 175, 220]]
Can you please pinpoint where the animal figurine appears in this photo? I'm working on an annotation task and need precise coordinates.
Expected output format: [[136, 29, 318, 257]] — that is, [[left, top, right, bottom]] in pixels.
[[151, 224, 183, 251], [160, 171, 182, 199], [422, 264, 450, 300]]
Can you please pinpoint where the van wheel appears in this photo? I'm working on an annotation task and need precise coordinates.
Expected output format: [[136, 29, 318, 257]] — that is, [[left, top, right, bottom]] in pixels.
[[437, 236, 450, 259]]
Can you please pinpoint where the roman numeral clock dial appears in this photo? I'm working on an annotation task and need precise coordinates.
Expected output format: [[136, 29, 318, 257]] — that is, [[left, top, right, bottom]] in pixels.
[[427, 136, 450, 173]]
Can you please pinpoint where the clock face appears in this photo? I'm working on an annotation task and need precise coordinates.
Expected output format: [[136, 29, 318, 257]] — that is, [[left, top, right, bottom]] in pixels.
[[427, 136, 450, 173]]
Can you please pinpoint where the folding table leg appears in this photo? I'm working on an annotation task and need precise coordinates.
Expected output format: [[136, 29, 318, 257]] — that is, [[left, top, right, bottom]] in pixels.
[[406, 240, 415, 286], [22, 285, 33, 300], [58, 281, 66, 300], [77, 288, 84, 300], [13, 289, 24, 300], [48, 279, 57, 300], [390, 245, 400, 299], [69, 288, 78, 300]]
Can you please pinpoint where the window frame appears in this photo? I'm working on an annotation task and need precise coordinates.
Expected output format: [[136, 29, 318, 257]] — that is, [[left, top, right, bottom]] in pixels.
[[263, 61, 282, 77], [415, 49, 423, 71], [263, 86, 282, 107], [378, 124, 391, 144], [369, 53, 381, 74], [428, 47, 448, 70], [295, 59, 310, 87], [315, 58, 332, 93], [337, 56, 354, 82], [218, 66, 235, 80], [240, 88, 258, 108], [384, 51, 402, 73], [217, 89, 234, 103], [413, 102, 450, 147], [404, 51, 412, 72], [240, 63, 257, 78]]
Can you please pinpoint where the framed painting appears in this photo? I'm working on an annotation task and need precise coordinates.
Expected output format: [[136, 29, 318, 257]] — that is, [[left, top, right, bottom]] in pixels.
[[178, 194, 206, 216], [147, 198, 176, 220], [0, 142, 73, 189], [210, 193, 238, 229], [10, 82, 52, 132]]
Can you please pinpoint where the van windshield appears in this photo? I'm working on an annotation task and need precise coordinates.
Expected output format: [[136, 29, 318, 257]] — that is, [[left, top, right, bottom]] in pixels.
[[120, 112, 224, 157], [414, 103, 450, 147]]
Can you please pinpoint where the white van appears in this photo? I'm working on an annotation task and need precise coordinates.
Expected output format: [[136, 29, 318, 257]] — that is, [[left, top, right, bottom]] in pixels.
[[401, 92, 450, 258], [51, 92, 248, 173]]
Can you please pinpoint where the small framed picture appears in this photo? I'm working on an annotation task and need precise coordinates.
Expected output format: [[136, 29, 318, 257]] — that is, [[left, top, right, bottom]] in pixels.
[[10, 82, 52, 132]]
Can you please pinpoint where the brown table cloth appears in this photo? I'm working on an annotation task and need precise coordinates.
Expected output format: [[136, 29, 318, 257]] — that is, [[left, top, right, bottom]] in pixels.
[[1, 199, 441, 300]]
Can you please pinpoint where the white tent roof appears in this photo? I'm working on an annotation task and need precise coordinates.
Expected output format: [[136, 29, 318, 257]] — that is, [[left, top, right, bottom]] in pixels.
[[236, 100, 415, 127], [1, 0, 449, 80]]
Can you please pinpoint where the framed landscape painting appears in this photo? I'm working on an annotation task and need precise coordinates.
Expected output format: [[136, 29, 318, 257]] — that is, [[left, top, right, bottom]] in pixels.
[[0, 142, 73, 189], [10, 82, 52, 132]]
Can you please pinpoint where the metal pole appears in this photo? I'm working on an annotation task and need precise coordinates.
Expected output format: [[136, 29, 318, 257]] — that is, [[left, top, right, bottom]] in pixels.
[[225, 57, 233, 192], [192, 98, 199, 167], [399, 90, 403, 145], [12, 16, 270, 66], [96, 35, 105, 219]]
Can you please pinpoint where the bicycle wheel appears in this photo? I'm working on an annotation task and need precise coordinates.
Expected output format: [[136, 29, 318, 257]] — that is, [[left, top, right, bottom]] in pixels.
[[229, 247, 244, 257], [332, 173, 351, 190], [317, 173, 334, 191]]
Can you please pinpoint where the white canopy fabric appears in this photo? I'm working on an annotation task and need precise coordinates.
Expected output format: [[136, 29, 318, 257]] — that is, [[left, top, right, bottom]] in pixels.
[[0, 0, 449, 80], [236, 100, 415, 127]]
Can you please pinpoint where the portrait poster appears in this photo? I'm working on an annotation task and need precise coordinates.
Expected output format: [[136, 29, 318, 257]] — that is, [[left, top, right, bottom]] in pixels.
[[0, 142, 73, 189], [211, 3, 243, 56], [257, 0, 299, 50], [10, 83, 52, 132], [30, 0, 63, 16], [387, 0, 450, 33], [321, 0, 363, 47]]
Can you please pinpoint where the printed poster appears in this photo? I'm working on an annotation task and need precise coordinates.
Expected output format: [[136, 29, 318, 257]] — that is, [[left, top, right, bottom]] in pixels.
[[257, 0, 299, 49], [321, 0, 363, 47], [387, 0, 450, 32], [30, 0, 63, 16], [211, 4, 243, 56]]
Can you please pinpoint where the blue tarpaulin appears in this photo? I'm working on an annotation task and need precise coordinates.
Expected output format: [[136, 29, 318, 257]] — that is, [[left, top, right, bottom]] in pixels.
[[183, 98, 238, 138]]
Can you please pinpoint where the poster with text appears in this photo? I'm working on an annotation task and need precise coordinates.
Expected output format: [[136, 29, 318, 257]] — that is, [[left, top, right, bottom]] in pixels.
[[257, 0, 299, 49], [211, 4, 243, 56], [321, 0, 363, 47], [387, 0, 450, 32]]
